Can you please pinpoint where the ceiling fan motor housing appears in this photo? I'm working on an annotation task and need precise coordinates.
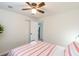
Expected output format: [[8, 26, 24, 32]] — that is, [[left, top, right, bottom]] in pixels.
[[31, 3, 37, 8]]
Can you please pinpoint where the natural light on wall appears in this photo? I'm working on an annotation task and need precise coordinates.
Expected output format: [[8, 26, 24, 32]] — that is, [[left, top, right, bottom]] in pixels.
[[32, 9, 37, 15], [74, 32, 79, 42], [62, 30, 79, 45]]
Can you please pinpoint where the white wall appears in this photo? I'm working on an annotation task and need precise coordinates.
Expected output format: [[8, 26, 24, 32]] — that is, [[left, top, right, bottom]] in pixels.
[[41, 9, 79, 47], [0, 9, 31, 53]]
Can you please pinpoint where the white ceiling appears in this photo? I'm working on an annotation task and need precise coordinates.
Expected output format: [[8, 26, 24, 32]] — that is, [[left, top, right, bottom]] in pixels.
[[0, 2, 79, 19]]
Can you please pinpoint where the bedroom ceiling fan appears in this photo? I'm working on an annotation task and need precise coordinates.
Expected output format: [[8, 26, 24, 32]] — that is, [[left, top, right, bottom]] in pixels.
[[22, 2, 45, 14]]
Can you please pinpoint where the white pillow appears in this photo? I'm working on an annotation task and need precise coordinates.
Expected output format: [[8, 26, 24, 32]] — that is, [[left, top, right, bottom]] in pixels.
[[30, 41, 37, 45]]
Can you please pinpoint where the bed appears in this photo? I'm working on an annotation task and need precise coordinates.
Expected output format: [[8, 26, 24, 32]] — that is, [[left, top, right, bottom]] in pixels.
[[8, 41, 65, 56], [64, 41, 79, 56]]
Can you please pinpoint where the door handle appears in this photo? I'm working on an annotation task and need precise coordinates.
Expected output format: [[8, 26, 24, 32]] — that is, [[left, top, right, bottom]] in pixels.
[[30, 33, 32, 35]]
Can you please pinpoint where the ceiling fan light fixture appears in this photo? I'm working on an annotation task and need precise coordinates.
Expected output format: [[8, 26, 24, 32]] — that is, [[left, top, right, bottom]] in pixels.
[[31, 9, 37, 14], [22, 2, 45, 14]]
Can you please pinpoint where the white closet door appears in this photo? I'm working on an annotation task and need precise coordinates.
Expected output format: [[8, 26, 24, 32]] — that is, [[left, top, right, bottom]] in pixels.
[[30, 21, 39, 41]]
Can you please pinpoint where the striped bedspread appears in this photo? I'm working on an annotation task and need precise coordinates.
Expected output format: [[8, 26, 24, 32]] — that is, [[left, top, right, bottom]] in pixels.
[[64, 41, 79, 56], [8, 41, 65, 56]]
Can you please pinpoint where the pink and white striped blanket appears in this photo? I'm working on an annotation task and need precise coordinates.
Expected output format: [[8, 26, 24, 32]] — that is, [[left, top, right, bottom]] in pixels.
[[8, 41, 65, 56], [64, 41, 79, 56]]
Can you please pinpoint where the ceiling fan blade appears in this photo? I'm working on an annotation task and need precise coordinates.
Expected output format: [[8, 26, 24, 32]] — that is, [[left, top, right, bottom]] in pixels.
[[22, 8, 31, 10], [26, 2, 32, 7], [38, 2, 45, 8], [37, 9, 45, 13]]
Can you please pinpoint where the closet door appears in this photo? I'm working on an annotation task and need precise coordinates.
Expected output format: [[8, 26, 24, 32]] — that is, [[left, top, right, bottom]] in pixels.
[[30, 21, 39, 42]]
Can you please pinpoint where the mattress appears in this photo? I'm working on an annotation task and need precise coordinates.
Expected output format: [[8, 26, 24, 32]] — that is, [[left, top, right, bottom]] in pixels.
[[8, 41, 65, 56]]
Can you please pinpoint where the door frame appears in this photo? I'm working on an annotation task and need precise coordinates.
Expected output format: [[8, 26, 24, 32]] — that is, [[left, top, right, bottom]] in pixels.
[[27, 20, 43, 43]]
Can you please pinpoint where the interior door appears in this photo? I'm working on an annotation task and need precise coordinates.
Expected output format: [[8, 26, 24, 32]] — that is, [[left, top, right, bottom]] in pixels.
[[30, 21, 39, 42]]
